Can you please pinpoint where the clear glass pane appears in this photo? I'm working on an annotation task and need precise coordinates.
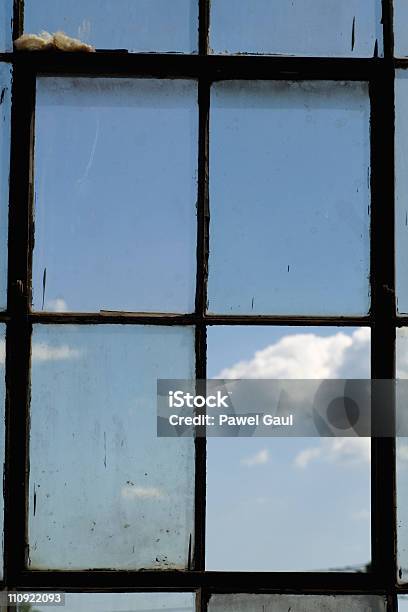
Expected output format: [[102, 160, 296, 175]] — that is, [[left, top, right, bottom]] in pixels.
[[0, 2, 12, 51], [0, 64, 11, 310], [18, 592, 195, 612], [28, 325, 195, 570], [24, 0, 198, 53], [210, 0, 383, 57], [394, 1, 408, 57], [208, 594, 386, 611], [400, 596, 408, 612], [397, 328, 408, 581], [33, 78, 198, 314], [208, 81, 370, 316], [206, 326, 371, 571], [396, 71, 408, 314]]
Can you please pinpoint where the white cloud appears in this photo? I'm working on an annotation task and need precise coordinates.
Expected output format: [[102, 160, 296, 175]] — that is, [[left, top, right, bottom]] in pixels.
[[0, 339, 81, 364], [241, 448, 270, 467], [294, 447, 322, 469], [121, 484, 163, 500], [32, 343, 81, 362], [294, 438, 370, 469], [326, 437, 371, 464], [217, 327, 370, 380], [46, 298, 68, 312]]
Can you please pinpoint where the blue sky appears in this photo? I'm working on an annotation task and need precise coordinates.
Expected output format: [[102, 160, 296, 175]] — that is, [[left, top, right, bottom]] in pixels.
[[206, 326, 371, 571], [22, 0, 383, 58], [1, 6, 408, 607], [26, 75, 376, 577], [25, 325, 372, 574]]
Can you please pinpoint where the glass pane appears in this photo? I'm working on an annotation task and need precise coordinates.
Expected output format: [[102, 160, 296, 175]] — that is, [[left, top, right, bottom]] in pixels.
[[208, 594, 386, 611], [206, 326, 371, 571], [33, 78, 198, 314], [210, 0, 383, 57], [0, 64, 11, 310], [0, 2, 12, 51], [0, 325, 6, 579], [24, 0, 198, 53], [208, 81, 370, 316], [28, 325, 195, 570], [397, 328, 408, 581], [396, 71, 408, 314], [400, 597, 408, 612], [18, 592, 195, 612], [395, 1, 408, 57]]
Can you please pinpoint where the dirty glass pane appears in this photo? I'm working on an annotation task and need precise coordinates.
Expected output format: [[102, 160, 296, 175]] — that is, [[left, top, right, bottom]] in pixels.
[[210, 0, 383, 57], [24, 0, 198, 53], [0, 325, 6, 580], [0, 64, 11, 311], [397, 328, 408, 582], [32, 78, 197, 314], [28, 325, 195, 570], [0, 2, 12, 51], [18, 592, 195, 611], [208, 81, 370, 316], [207, 326, 371, 571], [395, 72, 408, 314], [208, 594, 386, 611]]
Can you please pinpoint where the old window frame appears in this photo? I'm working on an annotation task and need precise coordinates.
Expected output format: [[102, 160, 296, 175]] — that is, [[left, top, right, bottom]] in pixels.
[[0, 0, 402, 609]]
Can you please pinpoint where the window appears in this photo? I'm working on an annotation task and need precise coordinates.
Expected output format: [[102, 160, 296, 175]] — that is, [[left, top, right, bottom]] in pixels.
[[0, 0, 404, 611]]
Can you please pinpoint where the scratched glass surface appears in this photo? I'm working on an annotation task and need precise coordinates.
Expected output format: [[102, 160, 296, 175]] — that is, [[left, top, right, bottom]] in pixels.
[[208, 81, 370, 316], [396, 329, 408, 582], [0, 65, 11, 311], [395, 72, 408, 314], [0, 325, 6, 580], [210, 0, 383, 57], [206, 326, 371, 571], [28, 325, 195, 570], [208, 594, 387, 611], [17, 592, 196, 612], [24, 0, 198, 52], [32, 78, 197, 314]]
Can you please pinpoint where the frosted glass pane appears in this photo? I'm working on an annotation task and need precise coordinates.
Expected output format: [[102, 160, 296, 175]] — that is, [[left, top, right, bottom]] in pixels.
[[208, 594, 386, 612], [208, 81, 370, 316], [28, 325, 195, 570], [18, 592, 195, 612], [206, 326, 371, 571], [396, 71, 408, 314], [33, 78, 197, 314], [210, 0, 383, 57], [24, 0, 198, 53]]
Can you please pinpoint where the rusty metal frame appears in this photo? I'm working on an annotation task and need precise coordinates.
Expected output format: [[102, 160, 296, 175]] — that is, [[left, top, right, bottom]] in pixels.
[[0, 0, 406, 610]]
